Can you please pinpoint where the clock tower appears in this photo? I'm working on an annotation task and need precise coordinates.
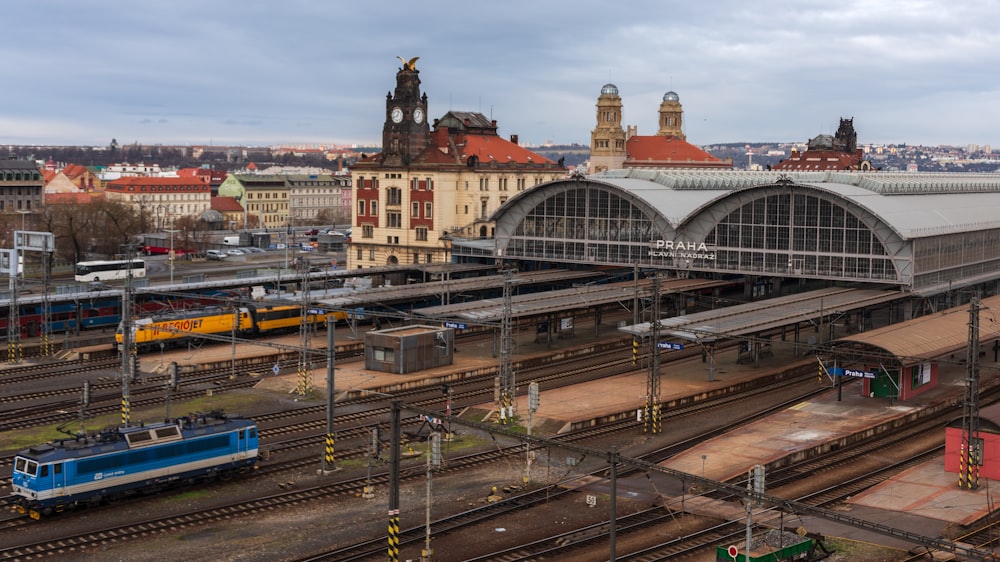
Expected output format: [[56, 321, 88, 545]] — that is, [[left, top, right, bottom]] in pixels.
[[382, 56, 430, 167]]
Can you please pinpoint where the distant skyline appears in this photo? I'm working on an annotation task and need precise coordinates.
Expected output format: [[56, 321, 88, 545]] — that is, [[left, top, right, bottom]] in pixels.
[[2, 1, 998, 149]]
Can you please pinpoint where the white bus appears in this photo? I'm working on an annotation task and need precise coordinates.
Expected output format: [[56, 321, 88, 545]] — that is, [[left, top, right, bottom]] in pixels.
[[74, 259, 147, 282]]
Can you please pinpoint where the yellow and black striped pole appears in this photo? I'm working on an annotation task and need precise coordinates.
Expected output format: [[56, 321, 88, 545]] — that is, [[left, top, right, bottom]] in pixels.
[[121, 395, 130, 426], [632, 336, 638, 365], [296, 362, 312, 396], [958, 442, 967, 489], [387, 508, 400, 561], [324, 432, 335, 466], [8, 339, 21, 365]]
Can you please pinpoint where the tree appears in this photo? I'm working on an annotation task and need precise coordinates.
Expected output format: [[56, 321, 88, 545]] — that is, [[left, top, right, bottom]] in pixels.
[[40, 199, 142, 261]]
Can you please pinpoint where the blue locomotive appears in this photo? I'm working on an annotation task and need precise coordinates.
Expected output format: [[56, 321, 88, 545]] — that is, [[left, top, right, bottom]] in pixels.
[[11, 411, 259, 519]]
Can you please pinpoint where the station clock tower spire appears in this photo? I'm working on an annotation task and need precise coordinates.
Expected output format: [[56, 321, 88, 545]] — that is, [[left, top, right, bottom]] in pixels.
[[381, 56, 430, 167]]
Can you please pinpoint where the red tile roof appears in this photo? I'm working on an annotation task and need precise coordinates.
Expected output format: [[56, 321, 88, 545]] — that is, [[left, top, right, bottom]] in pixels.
[[624, 135, 729, 168], [771, 149, 864, 171], [457, 134, 555, 165], [211, 196, 244, 212]]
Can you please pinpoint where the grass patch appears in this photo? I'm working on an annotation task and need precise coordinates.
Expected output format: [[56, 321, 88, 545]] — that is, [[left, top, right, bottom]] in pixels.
[[165, 489, 213, 503]]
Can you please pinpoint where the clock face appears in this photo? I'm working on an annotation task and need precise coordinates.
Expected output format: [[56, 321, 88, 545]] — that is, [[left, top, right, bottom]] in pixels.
[[413, 108, 424, 124], [391, 107, 403, 123]]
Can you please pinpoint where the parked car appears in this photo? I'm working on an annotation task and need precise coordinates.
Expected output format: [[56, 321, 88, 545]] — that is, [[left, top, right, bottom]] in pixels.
[[227, 249, 245, 256], [245, 247, 265, 253], [206, 250, 227, 261]]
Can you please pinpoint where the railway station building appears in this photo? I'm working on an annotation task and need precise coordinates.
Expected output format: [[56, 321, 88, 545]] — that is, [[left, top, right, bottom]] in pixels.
[[438, 167, 1000, 404], [348, 58, 566, 270], [459, 168, 1000, 314]]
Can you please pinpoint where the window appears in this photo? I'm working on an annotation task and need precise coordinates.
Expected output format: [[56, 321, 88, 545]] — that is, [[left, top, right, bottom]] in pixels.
[[374, 347, 395, 361], [426, 253, 433, 263], [371, 200, 378, 216], [362, 225, 374, 238], [413, 253, 420, 263], [388, 187, 402, 205], [424, 202, 432, 218], [369, 250, 376, 260], [412, 202, 420, 217], [388, 212, 402, 228], [358, 200, 366, 216], [416, 227, 428, 241], [357, 249, 363, 260]]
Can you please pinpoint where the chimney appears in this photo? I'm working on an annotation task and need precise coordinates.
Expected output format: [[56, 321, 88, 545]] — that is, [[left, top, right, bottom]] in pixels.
[[510, 134, 519, 145]]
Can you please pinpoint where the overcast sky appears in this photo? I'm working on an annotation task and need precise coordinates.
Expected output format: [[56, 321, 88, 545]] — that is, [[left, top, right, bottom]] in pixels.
[[2, 0, 997, 149]]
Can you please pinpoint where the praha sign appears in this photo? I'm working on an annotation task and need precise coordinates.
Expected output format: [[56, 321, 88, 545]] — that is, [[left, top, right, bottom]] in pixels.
[[648, 240, 716, 260]]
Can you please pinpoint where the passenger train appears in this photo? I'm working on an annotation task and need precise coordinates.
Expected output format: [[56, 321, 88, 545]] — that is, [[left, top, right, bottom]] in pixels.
[[11, 411, 258, 519], [116, 303, 347, 352], [0, 289, 243, 340]]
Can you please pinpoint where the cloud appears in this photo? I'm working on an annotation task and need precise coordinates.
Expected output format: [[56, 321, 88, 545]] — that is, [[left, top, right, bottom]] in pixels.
[[1, 0, 997, 147]]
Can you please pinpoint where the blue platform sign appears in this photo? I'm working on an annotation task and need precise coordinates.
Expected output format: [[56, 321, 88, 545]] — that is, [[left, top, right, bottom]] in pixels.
[[444, 321, 467, 330], [843, 368, 877, 379], [307, 308, 326, 315], [657, 342, 684, 350]]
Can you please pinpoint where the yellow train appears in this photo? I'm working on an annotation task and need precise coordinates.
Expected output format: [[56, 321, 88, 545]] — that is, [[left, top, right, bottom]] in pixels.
[[115, 304, 346, 351]]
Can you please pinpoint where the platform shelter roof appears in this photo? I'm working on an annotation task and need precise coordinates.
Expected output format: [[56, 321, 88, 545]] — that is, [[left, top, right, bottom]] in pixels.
[[314, 269, 603, 311], [832, 294, 1000, 362], [414, 278, 731, 324], [619, 287, 903, 342]]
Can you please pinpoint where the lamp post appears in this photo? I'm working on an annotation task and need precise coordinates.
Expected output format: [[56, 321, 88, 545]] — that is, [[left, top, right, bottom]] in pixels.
[[164, 229, 180, 284], [284, 216, 290, 272], [15, 210, 30, 231]]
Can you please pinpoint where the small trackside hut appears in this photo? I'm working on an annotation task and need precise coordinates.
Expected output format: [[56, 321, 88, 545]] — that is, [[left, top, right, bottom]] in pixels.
[[365, 325, 454, 374]]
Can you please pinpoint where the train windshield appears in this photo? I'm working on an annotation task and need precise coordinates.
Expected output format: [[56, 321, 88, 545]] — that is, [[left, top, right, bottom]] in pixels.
[[14, 457, 38, 476]]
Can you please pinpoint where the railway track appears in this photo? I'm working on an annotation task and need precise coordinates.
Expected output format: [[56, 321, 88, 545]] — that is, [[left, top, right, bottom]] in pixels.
[[0, 359, 823, 558], [406, 391, 996, 562]]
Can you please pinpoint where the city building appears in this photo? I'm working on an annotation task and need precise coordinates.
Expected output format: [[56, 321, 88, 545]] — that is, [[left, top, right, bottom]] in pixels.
[[772, 118, 873, 171], [287, 173, 351, 225], [60, 164, 100, 192], [589, 85, 730, 173], [217, 174, 288, 230], [217, 172, 350, 230], [348, 57, 566, 268], [212, 196, 245, 230], [0, 158, 44, 221], [177, 167, 227, 196], [104, 176, 211, 230]]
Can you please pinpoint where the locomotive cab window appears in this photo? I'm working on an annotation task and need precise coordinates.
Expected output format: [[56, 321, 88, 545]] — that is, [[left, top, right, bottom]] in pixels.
[[40, 465, 48, 477], [14, 458, 38, 476]]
